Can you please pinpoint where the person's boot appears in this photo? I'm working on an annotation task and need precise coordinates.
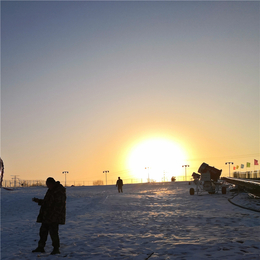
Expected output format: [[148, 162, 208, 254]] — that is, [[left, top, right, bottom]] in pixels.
[[50, 247, 60, 255], [32, 246, 45, 253]]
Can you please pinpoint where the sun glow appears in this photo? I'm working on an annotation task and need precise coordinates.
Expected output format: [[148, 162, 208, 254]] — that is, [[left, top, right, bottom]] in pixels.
[[127, 138, 187, 182]]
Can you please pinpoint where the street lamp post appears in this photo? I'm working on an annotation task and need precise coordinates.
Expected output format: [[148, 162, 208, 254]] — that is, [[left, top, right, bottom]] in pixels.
[[225, 162, 234, 177], [182, 165, 189, 181], [145, 167, 150, 183], [103, 170, 109, 185], [62, 171, 69, 187]]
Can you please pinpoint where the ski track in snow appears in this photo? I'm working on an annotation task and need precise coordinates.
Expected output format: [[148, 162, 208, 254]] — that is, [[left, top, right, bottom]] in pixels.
[[1, 182, 260, 260]]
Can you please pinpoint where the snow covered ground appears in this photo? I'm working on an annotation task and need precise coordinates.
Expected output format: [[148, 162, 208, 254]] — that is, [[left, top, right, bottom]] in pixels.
[[1, 182, 260, 260]]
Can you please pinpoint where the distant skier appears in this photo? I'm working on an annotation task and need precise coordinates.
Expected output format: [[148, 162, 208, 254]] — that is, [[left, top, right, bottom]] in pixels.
[[32, 177, 66, 255], [116, 177, 123, 193]]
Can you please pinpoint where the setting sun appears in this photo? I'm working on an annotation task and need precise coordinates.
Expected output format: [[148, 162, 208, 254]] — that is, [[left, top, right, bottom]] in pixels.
[[127, 138, 187, 182]]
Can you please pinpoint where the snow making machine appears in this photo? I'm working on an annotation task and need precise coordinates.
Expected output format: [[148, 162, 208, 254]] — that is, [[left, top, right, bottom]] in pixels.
[[190, 163, 227, 195]]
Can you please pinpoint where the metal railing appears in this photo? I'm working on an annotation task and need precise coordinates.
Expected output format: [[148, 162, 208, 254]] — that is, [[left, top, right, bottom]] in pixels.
[[1, 176, 190, 188], [233, 170, 260, 179]]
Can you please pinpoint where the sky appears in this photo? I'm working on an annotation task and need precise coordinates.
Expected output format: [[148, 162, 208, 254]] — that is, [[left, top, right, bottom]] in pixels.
[[1, 1, 259, 185]]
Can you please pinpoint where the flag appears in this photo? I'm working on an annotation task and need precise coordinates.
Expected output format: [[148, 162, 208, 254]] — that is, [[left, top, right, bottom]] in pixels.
[[246, 162, 250, 167], [0, 157, 4, 187], [254, 159, 259, 166], [241, 164, 244, 169]]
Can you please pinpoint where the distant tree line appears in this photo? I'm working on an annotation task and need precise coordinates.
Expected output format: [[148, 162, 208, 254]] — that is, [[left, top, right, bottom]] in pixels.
[[93, 180, 104, 186]]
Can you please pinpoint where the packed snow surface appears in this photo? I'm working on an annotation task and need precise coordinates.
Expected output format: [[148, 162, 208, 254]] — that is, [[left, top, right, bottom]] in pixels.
[[1, 182, 260, 259]]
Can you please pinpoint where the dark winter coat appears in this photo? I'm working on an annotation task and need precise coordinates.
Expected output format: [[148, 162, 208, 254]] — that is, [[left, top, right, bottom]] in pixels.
[[37, 181, 66, 225]]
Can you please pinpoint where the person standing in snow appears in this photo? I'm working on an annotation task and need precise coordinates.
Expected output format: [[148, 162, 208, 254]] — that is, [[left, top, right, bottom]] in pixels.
[[116, 177, 123, 193], [32, 177, 66, 255]]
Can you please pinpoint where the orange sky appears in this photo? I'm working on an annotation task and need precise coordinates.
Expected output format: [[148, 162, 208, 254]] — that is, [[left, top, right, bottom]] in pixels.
[[1, 2, 259, 186]]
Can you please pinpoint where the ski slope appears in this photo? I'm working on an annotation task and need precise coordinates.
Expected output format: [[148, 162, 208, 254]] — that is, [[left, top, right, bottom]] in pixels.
[[1, 182, 260, 259]]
